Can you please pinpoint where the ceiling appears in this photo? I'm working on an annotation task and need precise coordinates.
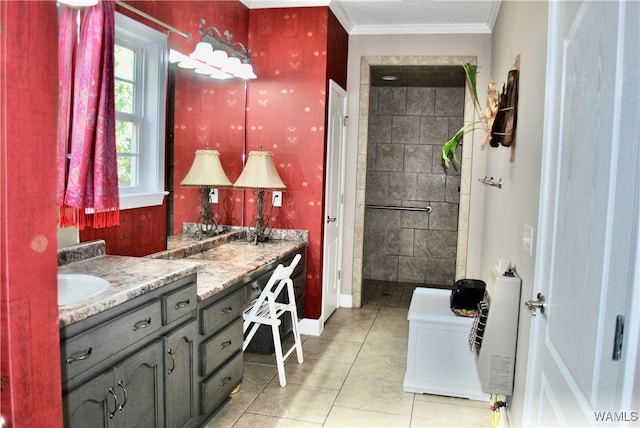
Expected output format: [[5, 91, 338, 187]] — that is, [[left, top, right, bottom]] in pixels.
[[240, 0, 500, 87], [240, 0, 502, 35]]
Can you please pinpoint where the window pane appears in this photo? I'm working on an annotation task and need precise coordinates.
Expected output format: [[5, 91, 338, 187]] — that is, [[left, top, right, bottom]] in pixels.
[[115, 79, 134, 113], [116, 120, 139, 188], [117, 154, 139, 188], [117, 154, 133, 187], [116, 120, 135, 153], [114, 45, 135, 81]]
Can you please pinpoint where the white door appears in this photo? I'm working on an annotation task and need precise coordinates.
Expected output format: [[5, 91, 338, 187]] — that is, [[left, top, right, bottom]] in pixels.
[[322, 80, 347, 323], [524, 1, 640, 426]]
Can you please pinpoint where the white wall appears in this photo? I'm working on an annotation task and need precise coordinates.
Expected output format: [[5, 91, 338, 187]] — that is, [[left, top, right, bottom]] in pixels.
[[342, 2, 549, 425], [486, 2, 548, 425], [343, 33, 492, 301]]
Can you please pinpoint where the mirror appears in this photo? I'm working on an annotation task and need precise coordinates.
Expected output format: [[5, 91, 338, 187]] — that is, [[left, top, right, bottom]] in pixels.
[[168, 66, 247, 238]]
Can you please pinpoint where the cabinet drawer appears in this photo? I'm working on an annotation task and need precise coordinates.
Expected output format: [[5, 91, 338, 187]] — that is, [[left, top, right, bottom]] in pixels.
[[61, 300, 162, 380], [200, 351, 243, 417], [200, 319, 242, 377], [200, 290, 243, 336], [163, 283, 197, 325]]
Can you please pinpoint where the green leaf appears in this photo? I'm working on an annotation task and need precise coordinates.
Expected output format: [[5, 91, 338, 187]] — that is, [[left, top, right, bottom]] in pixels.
[[462, 62, 482, 112], [442, 121, 479, 168]]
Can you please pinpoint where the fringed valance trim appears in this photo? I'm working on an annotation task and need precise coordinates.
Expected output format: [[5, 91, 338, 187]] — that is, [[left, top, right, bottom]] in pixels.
[[58, 204, 120, 230]]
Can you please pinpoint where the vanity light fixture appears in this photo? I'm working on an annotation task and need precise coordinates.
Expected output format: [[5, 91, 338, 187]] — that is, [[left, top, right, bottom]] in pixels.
[[169, 19, 256, 80], [233, 150, 286, 244], [181, 150, 232, 239]]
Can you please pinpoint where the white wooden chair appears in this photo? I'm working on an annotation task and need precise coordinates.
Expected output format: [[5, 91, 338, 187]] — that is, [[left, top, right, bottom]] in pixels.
[[242, 253, 303, 387]]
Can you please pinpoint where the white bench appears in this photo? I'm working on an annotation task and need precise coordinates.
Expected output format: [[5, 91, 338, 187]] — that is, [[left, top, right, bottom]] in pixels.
[[403, 287, 487, 401]]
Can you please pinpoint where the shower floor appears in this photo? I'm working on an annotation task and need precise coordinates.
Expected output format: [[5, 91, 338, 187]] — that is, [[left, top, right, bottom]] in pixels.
[[362, 279, 450, 309]]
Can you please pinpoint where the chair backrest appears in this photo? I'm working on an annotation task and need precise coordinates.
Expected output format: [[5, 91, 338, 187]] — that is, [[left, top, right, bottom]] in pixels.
[[248, 253, 302, 310]]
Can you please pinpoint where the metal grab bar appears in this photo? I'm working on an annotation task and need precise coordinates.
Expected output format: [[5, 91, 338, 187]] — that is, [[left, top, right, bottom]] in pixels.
[[365, 204, 432, 213]]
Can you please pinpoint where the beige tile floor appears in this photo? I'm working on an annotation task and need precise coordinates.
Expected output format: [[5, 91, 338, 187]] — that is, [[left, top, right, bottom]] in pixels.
[[205, 282, 492, 428]]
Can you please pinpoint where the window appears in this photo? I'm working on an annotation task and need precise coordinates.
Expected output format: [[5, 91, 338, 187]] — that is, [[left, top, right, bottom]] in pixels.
[[114, 12, 168, 209]]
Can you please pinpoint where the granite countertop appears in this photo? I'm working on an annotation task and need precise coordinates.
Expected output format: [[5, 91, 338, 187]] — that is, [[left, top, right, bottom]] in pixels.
[[58, 255, 199, 327], [58, 229, 308, 327], [188, 239, 307, 301]]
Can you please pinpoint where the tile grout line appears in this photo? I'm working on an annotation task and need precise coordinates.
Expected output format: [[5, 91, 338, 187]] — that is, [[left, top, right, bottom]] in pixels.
[[319, 305, 381, 427]]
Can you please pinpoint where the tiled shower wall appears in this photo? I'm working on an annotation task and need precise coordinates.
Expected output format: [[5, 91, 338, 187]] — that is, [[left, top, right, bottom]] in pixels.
[[363, 86, 464, 286]]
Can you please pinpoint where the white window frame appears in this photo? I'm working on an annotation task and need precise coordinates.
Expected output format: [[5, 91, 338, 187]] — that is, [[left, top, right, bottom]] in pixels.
[[115, 12, 168, 210]]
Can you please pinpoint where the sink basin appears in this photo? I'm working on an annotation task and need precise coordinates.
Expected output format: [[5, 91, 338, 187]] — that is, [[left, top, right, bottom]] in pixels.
[[58, 274, 110, 306]]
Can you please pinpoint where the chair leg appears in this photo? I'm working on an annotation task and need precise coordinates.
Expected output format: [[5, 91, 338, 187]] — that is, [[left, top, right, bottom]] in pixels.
[[290, 309, 304, 364], [271, 322, 287, 387]]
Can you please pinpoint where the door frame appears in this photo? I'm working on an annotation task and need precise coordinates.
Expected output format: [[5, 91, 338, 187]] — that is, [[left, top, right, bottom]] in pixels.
[[352, 55, 478, 307]]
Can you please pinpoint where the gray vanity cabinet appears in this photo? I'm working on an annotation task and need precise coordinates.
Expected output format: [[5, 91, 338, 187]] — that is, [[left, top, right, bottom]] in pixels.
[[62, 368, 113, 427], [197, 286, 244, 425], [197, 247, 307, 426], [163, 320, 197, 428], [61, 275, 197, 428], [63, 339, 164, 428]]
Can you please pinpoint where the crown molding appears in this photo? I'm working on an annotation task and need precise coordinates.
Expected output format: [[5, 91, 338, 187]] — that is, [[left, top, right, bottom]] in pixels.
[[328, 1, 354, 33], [349, 22, 493, 36], [240, 0, 501, 36], [240, 0, 329, 8]]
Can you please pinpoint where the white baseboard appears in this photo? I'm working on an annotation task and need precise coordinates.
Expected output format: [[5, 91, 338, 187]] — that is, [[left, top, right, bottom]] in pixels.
[[297, 294, 353, 336], [339, 293, 353, 308], [298, 318, 323, 336]]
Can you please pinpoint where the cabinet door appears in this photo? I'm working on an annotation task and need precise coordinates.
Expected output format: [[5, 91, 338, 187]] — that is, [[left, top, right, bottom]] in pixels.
[[164, 321, 197, 428], [115, 340, 165, 428], [63, 369, 115, 428]]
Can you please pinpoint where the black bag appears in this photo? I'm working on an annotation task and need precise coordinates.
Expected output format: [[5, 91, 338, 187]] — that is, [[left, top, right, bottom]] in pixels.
[[450, 279, 486, 315]]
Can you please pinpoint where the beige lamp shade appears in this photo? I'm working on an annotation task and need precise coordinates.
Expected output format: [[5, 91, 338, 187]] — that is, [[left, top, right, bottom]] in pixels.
[[181, 149, 232, 187], [233, 151, 286, 190]]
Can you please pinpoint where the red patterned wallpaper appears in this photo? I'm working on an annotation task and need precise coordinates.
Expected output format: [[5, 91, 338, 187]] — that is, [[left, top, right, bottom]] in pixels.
[[80, 204, 167, 256], [246, 7, 348, 319], [1, 1, 63, 424]]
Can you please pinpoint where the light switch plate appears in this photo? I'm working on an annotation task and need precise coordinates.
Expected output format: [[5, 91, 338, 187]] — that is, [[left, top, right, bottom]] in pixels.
[[272, 191, 282, 207], [523, 224, 534, 256]]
